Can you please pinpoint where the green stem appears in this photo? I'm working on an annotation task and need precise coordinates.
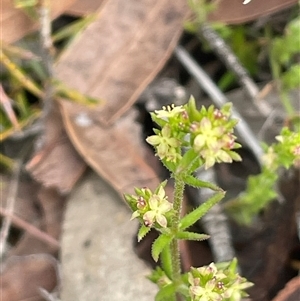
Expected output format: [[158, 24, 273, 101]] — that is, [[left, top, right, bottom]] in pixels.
[[170, 174, 185, 299]]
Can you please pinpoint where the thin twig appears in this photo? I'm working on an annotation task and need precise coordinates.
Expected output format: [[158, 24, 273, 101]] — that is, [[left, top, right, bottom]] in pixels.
[[198, 23, 273, 117], [0, 207, 60, 250], [38, 0, 55, 138], [0, 84, 20, 130], [0, 159, 22, 258], [175, 46, 263, 164]]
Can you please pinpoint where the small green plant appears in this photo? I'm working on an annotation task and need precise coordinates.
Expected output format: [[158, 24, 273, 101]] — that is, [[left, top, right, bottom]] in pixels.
[[269, 15, 300, 120], [124, 98, 253, 301], [226, 127, 300, 225]]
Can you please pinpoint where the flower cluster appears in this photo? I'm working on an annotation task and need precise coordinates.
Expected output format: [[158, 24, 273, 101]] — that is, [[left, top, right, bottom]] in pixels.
[[188, 103, 241, 169], [188, 259, 253, 301], [262, 127, 300, 169], [146, 125, 182, 163], [146, 97, 241, 169], [124, 181, 173, 228]]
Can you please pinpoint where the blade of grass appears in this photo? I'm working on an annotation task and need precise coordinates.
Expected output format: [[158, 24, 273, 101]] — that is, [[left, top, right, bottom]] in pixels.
[[52, 14, 97, 43], [0, 51, 43, 98]]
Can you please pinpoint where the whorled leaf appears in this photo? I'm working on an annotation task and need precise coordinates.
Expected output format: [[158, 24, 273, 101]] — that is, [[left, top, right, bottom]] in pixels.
[[183, 174, 223, 192], [179, 191, 225, 230], [152, 233, 173, 262], [155, 283, 177, 301], [138, 224, 151, 242], [176, 231, 210, 241]]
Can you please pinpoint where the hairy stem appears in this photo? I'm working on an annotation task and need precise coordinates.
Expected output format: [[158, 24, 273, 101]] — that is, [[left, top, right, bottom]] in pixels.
[[171, 175, 185, 299]]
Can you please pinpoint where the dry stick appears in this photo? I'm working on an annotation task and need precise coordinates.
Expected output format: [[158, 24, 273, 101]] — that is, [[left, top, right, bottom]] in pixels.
[[175, 45, 264, 164], [0, 160, 22, 258], [0, 206, 60, 250], [0, 84, 20, 130], [199, 23, 273, 118], [38, 0, 55, 139]]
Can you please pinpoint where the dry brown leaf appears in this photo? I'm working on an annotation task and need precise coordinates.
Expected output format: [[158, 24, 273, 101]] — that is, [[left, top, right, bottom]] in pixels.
[[0, 175, 40, 222], [66, 0, 107, 16], [55, 0, 190, 126], [272, 277, 300, 301], [0, 254, 58, 301], [53, 0, 189, 196], [26, 106, 86, 194], [38, 187, 65, 240], [1, 0, 76, 44], [59, 99, 159, 196], [208, 0, 298, 24]]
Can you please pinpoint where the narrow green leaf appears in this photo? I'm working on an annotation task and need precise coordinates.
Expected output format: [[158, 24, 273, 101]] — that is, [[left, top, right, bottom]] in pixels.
[[176, 148, 199, 174], [52, 14, 97, 43], [185, 95, 201, 122], [183, 174, 223, 191], [1, 51, 43, 97], [138, 225, 151, 242], [53, 79, 104, 106], [155, 283, 176, 301], [152, 234, 173, 262], [161, 159, 176, 174], [14, 0, 38, 8], [179, 191, 225, 230], [176, 231, 210, 241], [160, 244, 172, 279]]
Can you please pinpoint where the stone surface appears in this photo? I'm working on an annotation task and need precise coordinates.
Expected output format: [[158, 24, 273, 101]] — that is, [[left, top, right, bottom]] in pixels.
[[60, 170, 157, 301]]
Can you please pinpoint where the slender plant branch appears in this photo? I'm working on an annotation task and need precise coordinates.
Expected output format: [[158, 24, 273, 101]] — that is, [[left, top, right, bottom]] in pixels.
[[38, 0, 55, 140], [171, 175, 185, 287]]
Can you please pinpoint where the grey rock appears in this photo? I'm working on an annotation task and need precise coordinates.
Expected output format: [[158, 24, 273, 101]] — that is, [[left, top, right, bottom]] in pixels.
[[60, 171, 157, 301]]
